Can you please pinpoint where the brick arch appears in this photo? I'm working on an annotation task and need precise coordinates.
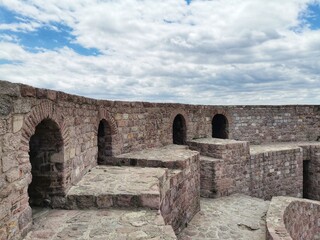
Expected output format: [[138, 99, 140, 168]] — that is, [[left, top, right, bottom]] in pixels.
[[96, 108, 119, 135], [211, 109, 232, 124], [170, 109, 189, 143], [95, 108, 122, 156], [20, 101, 69, 155], [18, 101, 69, 210]]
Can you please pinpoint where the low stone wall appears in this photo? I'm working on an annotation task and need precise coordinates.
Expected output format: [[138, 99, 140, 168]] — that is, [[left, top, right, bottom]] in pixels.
[[301, 145, 320, 200], [189, 139, 304, 200], [101, 146, 201, 234], [160, 153, 200, 233], [249, 148, 303, 200], [199, 156, 223, 198], [188, 139, 250, 197], [266, 196, 320, 240]]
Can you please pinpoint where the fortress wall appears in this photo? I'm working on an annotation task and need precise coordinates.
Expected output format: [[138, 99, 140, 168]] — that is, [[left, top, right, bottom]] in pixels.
[[249, 148, 303, 200], [0, 80, 319, 239], [229, 106, 320, 144]]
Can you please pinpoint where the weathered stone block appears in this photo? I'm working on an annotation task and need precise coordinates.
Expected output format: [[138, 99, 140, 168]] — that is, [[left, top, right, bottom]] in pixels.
[[12, 115, 24, 133], [13, 99, 31, 114], [96, 195, 113, 208], [2, 152, 17, 172], [5, 167, 19, 183], [18, 206, 32, 231]]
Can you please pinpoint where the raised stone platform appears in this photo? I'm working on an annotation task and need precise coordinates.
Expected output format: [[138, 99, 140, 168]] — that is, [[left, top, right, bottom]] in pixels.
[[24, 208, 176, 240], [65, 144, 201, 234], [66, 166, 168, 209], [178, 194, 270, 240], [95, 145, 201, 234], [187, 138, 250, 160], [188, 138, 250, 197], [104, 145, 199, 169], [250, 141, 320, 155]]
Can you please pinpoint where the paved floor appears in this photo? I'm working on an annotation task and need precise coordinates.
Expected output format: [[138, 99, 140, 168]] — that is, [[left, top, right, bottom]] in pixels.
[[24, 208, 176, 240], [178, 194, 270, 240], [26, 194, 270, 240]]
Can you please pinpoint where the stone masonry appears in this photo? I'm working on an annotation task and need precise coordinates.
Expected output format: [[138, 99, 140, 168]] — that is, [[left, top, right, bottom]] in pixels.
[[1, 80, 320, 239]]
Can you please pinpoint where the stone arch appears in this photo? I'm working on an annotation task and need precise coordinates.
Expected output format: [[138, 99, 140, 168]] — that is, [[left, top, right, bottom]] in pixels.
[[20, 101, 69, 150], [18, 101, 69, 209], [172, 114, 187, 145], [212, 113, 229, 139], [170, 109, 189, 144], [97, 119, 113, 164], [95, 107, 122, 156], [28, 118, 64, 207]]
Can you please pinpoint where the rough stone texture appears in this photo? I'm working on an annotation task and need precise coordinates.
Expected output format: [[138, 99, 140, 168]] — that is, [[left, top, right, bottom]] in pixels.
[[65, 166, 166, 209], [178, 194, 270, 240], [302, 145, 320, 200], [192, 139, 307, 200], [106, 145, 201, 234], [199, 156, 223, 198], [251, 142, 320, 200], [188, 138, 250, 197], [266, 196, 320, 240], [24, 208, 176, 240], [0, 80, 320, 239], [249, 147, 303, 200]]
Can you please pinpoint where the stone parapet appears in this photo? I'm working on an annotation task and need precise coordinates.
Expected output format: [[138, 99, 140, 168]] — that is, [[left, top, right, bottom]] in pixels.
[[266, 196, 320, 240], [249, 148, 303, 200]]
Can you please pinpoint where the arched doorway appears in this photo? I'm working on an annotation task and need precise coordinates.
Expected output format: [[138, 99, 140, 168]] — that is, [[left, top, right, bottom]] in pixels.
[[173, 114, 186, 145], [28, 118, 64, 207], [212, 114, 229, 139], [97, 119, 112, 164]]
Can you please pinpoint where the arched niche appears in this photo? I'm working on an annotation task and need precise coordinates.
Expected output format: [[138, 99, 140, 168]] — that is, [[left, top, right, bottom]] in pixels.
[[28, 118, 64, 207], [97, 119, 113, 164], [173, 114, 187, 145], [212, 114, 229, 139]]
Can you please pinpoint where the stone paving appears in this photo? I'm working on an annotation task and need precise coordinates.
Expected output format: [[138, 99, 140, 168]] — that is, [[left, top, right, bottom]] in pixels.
[[66, 166, 167, 209], [24, 208, 176, 240], [178, 194, 270, 240], [114, 145, 199, 169], [250, 141, 320, 154]]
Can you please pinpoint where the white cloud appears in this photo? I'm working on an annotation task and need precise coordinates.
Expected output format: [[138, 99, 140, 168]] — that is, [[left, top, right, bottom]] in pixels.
[[0, 0, 319, 104]]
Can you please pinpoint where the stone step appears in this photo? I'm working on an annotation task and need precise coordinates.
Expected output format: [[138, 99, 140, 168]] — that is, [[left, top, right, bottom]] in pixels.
[[99, 144, 198, 169], [65, 166, 168, 210], [187, 138, 250, 161]]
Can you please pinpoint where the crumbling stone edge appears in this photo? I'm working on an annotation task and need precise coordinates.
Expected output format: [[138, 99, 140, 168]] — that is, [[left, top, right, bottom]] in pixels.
[[266, 196, 320, 240]]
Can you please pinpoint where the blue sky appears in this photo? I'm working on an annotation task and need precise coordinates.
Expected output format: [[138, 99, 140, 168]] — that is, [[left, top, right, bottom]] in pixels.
[[0, 0, 320, 105]]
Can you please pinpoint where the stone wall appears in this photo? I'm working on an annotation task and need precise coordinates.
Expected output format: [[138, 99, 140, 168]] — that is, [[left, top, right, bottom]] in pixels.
[[267, 196, 320, 240], [188, 139, 250, 197], [249, 148, 303, 200], [160, 153, 200, 233], [230, 106, 320, 144], [188, 139, 304, 200], [302, 145, 320, 200], [0, 80, 320, 239]]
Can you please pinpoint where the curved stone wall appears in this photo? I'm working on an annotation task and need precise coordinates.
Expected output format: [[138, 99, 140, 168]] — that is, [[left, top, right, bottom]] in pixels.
[[267, 196, 320, 240], [1, 80, 320, 239]]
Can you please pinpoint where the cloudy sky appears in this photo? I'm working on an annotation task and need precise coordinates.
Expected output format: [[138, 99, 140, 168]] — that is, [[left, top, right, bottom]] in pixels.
[[0, 0, 319, 105]]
